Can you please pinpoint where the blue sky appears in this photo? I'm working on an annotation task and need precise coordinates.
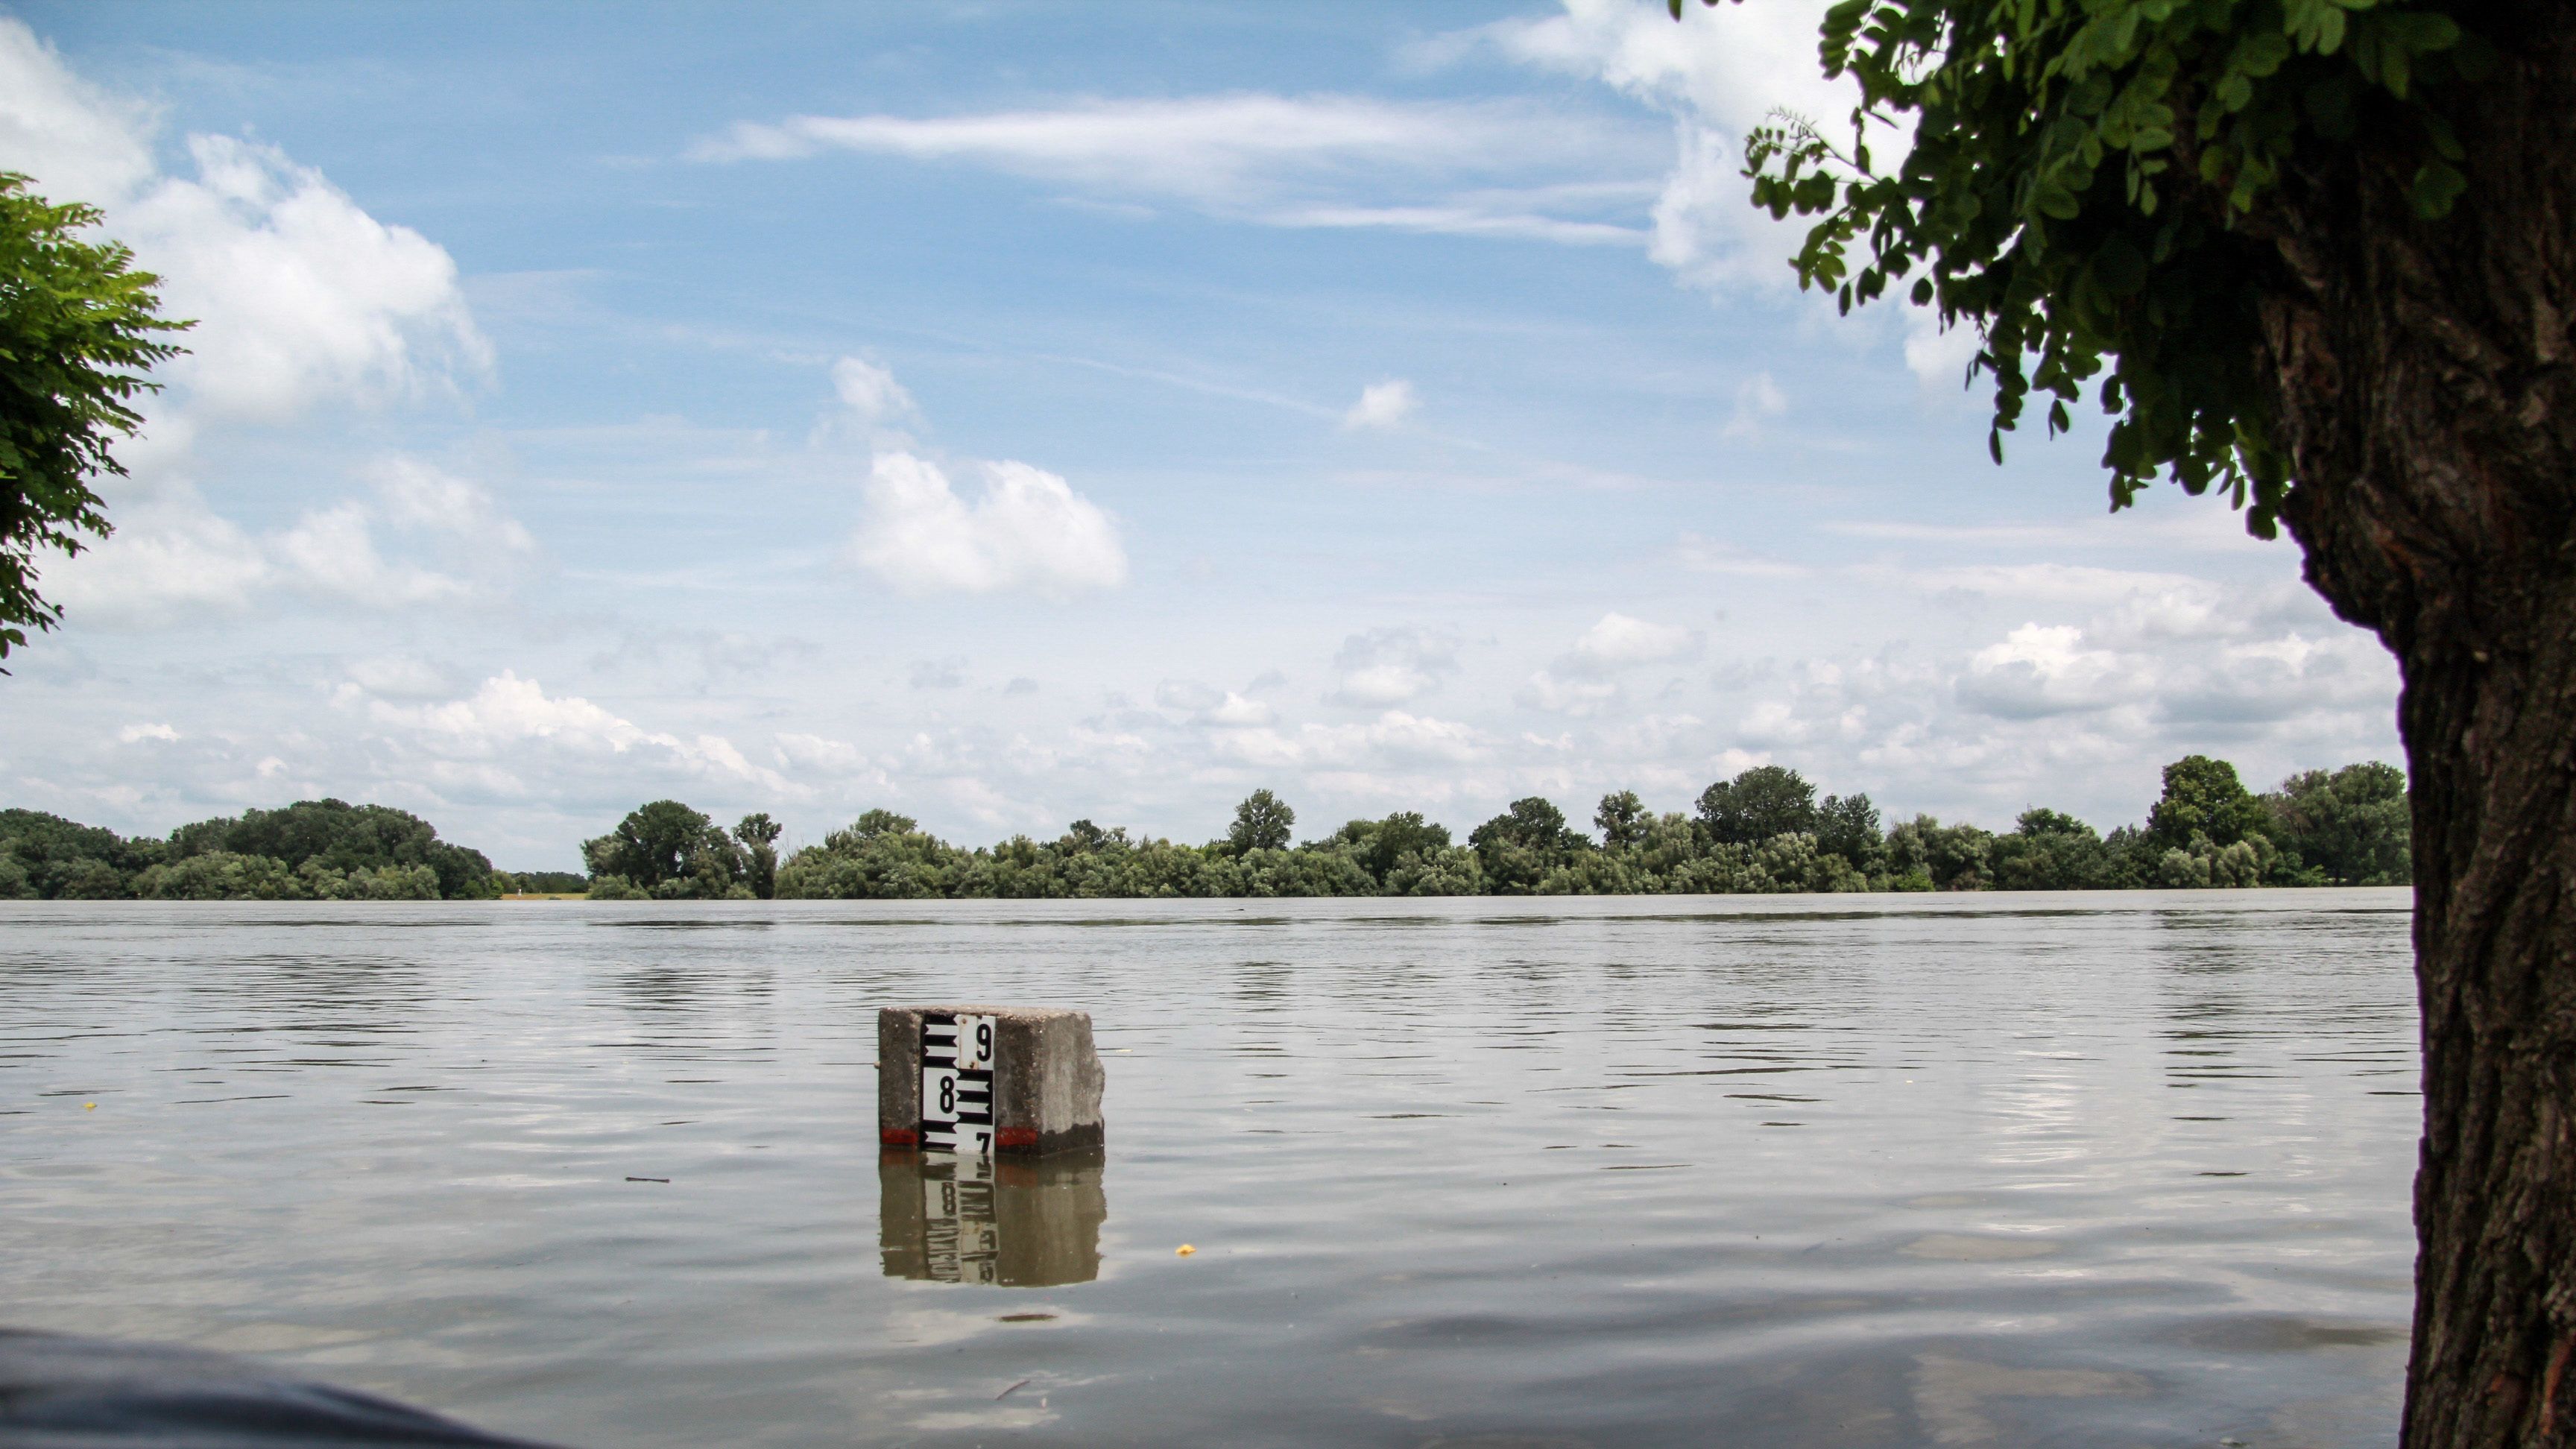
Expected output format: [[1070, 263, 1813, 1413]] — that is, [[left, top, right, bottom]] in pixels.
[[0, 1, 2399, 870]]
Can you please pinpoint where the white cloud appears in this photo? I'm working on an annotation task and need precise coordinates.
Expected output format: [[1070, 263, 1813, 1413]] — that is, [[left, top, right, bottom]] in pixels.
[[370, 672, 793, 794], [1481, 1, 1854, 291], [1723, 370, 1787, 439], [1328, 626, 1462, 707], [0, 16, 496, 641], [1202, 692, 1275, 727], [776, 732, 870, 775], [40, 484, 274, 626], [49, 453, 531, 625], [832, 356, 916, 422], [1676, 533, 1805, 577], [1342, 379, 1420, 431], [347, 655, 453, 699], [1644, 119, 1802, 291], [1272, 201, 1641, 247], [1904, 308, 1984, 388], [698, 93, 1604, 194], [1957, 623, 2134, 720], [1516, 672, 1623, 717], [695, 92, 1655, 246], [1154, 679, 1223, 713], [1565, 611, 1701, 672], [0, 19, 154, 203], [368, 458, 534, 552], [850, 452, 1127, 598], [0, 22, 487, 426], [274, 502, 469, 605], [1520, 612, 1704, 717], [1210, 710, 1489, 771], [117, 722, 180, 744], [124, 136, 489, 421]]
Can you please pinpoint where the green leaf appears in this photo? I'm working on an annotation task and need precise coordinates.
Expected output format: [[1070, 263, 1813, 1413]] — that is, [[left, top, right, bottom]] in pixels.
[[2410, 160, 2467, 218]]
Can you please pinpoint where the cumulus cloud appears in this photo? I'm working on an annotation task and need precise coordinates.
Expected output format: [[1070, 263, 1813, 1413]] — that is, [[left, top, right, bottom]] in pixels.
[[833, 356, 916, 422], [1516, 672, 1623, 717], [1562, 611, 1702, 673], [1520, 611, 1704, 718], [0, 24, 487, 424], [366, 672, 793, 795], [850, 452, 1127, 598], [1480, 1, 1854, 291], [1208, 710, 1488, 771], [40, 486, 273, 625], [1957, 623, 2135, 720], [1723, 370, 1787, 439], [274, 503, 470, 606], [775, 732, 874, 777], [368, 458, 534, 552], [1202, 692, 1275, 727], [47, 454, 532, 625], [1328, 626, 1462, 707], [347, 654, 454, 699], [116, 722, 179, 745], [0, 19, 498, 637], [1343, 379, 1420, 431], [124, 136, 489, 420]]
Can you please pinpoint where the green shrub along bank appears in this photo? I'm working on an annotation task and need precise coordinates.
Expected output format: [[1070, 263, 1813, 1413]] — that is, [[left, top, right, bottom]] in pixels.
[[0, 754, 2405, 904], [584, 754, 2409, 901], [0, 799, 513, 900]]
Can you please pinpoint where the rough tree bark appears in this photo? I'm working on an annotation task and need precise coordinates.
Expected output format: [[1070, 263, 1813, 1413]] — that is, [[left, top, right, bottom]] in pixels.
[[2255, 4, 2576, 1442]]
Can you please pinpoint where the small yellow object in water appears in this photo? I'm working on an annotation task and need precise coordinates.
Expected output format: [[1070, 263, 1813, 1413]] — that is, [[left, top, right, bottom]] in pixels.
[[1175, 1244, 1196, 1256], [83, 1102, 95, 1111]]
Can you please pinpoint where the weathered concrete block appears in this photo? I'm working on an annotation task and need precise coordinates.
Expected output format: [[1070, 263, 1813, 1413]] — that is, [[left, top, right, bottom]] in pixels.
[[877, 1005, 1104, 1156]]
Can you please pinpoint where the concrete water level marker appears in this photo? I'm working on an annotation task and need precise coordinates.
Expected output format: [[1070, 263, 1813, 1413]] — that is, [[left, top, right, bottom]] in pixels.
[[877, 1005, 1105, 1157]]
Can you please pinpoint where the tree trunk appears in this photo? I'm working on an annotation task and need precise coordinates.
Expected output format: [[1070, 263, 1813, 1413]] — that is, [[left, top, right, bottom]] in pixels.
[[2255, 5, 2576, 1442]]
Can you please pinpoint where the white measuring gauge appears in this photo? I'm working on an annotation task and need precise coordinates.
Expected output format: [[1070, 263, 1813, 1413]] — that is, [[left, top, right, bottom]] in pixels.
[[918, 1011, 997, 1155]]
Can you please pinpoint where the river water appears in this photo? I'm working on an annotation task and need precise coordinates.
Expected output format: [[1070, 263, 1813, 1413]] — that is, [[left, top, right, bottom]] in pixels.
[[0, 891, 2416, 1447]]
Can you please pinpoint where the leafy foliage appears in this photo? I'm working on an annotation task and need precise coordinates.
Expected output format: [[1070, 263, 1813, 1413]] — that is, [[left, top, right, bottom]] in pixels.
[[187, 798, 496, 898], [581, 800, 750, 900], [0, 759, 2408, 903], [1225, 789, 1296, 855], [733, 812, 783, 899], [1594, 789, 1650, 849], [2264, 760, 2410, 884], [0, 174, 189, 660], [1696, 764, 1819, 845], [757, 754, 2402, 900], [499, 870, 590, 895], [2145, 753, 2270, 849], [0, 799, 496, 900], [1703, 0, 2484, 534]]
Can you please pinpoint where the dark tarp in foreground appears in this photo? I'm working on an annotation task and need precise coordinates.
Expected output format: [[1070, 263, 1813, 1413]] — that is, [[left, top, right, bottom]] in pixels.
[[0, 1330, 560, 1448]]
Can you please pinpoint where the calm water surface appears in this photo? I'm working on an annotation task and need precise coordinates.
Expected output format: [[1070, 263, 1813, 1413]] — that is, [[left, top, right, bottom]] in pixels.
[[0, 891, 2416, 1447]]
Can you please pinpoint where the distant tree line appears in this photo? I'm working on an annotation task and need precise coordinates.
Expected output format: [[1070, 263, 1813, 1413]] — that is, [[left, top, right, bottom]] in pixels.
[[581, 754, 2408, 901], [0, 799, 505, 900], [0, 754, 2405, 904]]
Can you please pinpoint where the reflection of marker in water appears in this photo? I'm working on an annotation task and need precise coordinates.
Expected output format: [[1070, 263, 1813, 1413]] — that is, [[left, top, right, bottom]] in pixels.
[[879, 1149, 1105, 1287], [920, 1011, 997, 1155], [921, 1155, 1001, 1283]]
